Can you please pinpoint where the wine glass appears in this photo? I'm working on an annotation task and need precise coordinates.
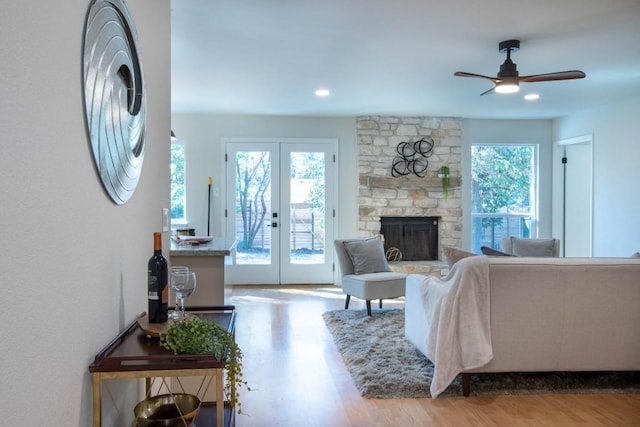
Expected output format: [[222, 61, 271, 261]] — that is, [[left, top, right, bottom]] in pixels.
[[171, 270, 197, 318], [169, 266, 189, 319]]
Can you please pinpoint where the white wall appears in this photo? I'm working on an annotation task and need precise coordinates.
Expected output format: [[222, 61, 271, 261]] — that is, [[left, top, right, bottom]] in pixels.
[[170, 114, 359, 239], [552, 96, 640, 256], [461, 119, 553, 250], [0, 1, 171, 425]]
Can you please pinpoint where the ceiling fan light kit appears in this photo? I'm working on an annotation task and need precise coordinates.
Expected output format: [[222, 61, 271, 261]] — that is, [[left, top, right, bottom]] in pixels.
[[495, 81, 519, 94], [455, 39, 586, 96]]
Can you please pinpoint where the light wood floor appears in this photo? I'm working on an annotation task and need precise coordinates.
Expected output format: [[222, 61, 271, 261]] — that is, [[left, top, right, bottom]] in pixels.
[[231, 286, 640, 427]]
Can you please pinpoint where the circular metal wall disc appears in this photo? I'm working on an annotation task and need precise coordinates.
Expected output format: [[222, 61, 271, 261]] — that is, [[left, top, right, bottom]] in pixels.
[[83, 0, 146, 205]]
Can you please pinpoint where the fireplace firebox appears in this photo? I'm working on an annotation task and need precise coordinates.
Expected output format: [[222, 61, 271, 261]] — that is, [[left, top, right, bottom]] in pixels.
[[380, 216, 439, 261]]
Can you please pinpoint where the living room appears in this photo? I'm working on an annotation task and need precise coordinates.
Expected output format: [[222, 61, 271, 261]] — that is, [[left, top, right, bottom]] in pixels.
[[1, 1, 639, 426]]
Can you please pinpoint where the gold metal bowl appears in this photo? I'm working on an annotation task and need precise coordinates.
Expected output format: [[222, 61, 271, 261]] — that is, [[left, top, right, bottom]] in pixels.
[[134, 393, 200, 427]]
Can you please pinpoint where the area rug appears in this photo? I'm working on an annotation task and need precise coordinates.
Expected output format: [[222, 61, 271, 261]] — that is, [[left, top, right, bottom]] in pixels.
[[322, 308, 640, 399]]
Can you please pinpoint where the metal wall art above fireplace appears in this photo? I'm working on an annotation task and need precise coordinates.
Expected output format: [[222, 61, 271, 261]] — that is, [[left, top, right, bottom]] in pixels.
[[380, 216, 439, 261]]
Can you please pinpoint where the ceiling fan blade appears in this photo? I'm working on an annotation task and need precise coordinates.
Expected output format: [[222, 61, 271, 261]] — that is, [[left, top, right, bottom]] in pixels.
[[520, 70, 586, 83], [479, 87, 495, 96], [454, 71, 498, 83]]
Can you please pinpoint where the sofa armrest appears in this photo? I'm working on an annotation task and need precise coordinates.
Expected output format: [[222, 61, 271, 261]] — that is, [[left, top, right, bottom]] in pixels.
[[404, 274, 430, 357]]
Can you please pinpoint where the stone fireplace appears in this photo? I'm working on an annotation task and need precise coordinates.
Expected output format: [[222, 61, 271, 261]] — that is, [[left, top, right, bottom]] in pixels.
[[356, 116, 462, 273]]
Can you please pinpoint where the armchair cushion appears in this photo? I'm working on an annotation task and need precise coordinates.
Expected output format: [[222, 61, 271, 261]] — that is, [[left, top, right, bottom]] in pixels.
[[342, 236, 390, 274], [342, 271, 407, 300]]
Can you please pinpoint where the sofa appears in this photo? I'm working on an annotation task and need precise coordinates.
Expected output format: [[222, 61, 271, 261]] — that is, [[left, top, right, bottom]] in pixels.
[[405, 255, 640, 397]]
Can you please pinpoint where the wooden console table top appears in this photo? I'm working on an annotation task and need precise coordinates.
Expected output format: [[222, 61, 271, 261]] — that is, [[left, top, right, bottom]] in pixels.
[[89, 306, 236, 373]]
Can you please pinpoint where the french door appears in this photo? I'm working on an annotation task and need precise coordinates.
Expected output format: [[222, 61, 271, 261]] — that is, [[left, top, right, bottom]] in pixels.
[[225, 139, 336, 285]]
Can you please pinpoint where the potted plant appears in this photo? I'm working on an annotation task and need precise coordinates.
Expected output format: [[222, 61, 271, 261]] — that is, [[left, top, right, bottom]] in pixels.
[[161, 315, 249, 413], [438, 166, 450, 199]]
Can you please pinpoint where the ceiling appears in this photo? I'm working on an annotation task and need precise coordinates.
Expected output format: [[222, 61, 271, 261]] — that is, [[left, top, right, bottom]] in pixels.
[[170, 0, 640, 119]]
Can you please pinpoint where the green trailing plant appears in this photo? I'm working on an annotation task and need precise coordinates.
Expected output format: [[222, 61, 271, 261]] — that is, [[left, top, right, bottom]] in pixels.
[[161, 315, 249, 414], [439, 166, 450, 199]]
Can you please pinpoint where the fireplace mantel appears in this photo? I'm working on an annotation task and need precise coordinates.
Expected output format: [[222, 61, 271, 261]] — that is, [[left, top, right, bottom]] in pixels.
[[359, 175, 461, 190]]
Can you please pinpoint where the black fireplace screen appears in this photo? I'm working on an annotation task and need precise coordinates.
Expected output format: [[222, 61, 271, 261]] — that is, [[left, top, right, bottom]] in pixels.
[[380, 216, 439, 261]]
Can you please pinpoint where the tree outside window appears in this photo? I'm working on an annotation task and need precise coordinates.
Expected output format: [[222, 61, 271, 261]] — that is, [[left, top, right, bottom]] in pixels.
[[235, 151, 271, 252], [171, 143, 186, 222]]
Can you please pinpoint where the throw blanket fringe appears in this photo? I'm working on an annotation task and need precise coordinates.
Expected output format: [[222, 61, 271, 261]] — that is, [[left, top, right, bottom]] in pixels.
[[421, 255, 493, 397]]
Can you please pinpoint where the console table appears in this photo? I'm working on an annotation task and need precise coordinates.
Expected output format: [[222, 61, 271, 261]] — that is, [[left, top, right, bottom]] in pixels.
[[89, 306, 236, 426]]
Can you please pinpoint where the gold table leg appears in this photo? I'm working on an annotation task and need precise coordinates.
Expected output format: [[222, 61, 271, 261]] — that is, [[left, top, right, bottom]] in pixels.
[[92, 373, 101, 427], [217, 368, 224, 426]]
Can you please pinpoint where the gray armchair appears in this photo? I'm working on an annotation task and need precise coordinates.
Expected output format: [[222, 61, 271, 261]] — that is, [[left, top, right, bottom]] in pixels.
[[334, 237, 407, 316]]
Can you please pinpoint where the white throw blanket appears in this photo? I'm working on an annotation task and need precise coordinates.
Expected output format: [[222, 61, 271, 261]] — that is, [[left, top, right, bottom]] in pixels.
[[421, 255, 493, 397]]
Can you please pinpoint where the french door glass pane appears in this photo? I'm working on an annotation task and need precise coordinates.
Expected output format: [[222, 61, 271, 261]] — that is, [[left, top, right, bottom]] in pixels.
[[471, 145, 536, 253], [234, 151, 272, 265], [289, 151, 325, 264], [170, 143, 186, 221]]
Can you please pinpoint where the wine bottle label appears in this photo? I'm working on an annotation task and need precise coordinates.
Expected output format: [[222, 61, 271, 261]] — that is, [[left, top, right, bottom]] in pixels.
[[148, 291, 159, 300]]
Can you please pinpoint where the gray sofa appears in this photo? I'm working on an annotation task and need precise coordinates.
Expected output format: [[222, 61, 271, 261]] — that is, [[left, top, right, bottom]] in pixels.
[[405, 256, 640, 396]]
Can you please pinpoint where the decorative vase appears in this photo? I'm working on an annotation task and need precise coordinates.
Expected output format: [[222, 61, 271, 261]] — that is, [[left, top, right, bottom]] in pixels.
[[438, 166, 450, 199]]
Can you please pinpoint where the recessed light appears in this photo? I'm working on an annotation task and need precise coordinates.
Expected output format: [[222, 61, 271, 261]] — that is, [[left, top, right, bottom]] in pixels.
[[315, 89, 330, 97], [524, 93, 540, 101]]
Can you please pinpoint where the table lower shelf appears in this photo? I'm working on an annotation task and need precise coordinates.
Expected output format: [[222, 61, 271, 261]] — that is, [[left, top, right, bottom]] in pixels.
[[194, 402, 235, 427], [132, 402, 234, 427]]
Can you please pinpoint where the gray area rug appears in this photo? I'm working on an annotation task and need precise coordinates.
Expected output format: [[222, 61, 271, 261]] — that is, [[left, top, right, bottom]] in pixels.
[[323, 308, 640, 399]]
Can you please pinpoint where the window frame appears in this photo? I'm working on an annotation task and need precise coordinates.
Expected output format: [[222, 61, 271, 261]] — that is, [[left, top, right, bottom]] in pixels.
[[470, 142, 539, 252]]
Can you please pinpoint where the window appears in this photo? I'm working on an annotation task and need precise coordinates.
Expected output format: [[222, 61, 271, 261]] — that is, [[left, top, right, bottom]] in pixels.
[[170, 142, 186, 224], [471, 144, 538, 253]]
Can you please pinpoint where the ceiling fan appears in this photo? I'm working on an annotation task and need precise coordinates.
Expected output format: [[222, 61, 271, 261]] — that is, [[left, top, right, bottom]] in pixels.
[[454, 40, 586, 96]]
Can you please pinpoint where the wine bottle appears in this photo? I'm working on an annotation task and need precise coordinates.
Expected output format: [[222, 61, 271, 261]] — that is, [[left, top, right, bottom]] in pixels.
[[148, 232, 168, 323]]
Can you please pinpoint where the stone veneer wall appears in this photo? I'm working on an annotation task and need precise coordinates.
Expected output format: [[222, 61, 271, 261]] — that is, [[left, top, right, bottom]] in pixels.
[[357, 116, 463, 264]]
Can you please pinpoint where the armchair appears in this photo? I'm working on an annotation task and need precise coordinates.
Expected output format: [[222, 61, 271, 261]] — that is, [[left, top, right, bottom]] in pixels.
[[334, 237, 407, 316]]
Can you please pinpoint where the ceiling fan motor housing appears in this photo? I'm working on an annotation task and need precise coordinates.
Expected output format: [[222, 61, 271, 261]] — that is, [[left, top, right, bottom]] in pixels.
[[499, 60, 518, 78], [498, 39, 520, 78]]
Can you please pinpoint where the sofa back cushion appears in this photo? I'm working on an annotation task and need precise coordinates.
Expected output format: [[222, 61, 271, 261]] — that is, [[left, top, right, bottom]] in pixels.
[[442, 246, 476, 268], [481, 246, 515, 257], [503, 237, 559, 257]]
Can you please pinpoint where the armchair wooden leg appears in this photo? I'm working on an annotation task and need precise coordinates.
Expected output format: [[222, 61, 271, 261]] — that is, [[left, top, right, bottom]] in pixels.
[[462, 373, 471, 397], [379, 299, 383, 309], [345, 295, 351, 309], [366, 300, 372, 316]]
